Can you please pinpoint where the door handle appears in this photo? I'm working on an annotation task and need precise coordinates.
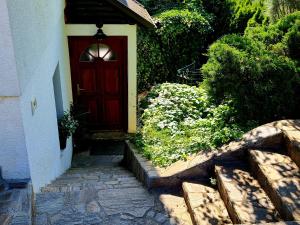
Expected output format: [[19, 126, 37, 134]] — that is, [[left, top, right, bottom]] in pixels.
[[77, 84, 85, 96]]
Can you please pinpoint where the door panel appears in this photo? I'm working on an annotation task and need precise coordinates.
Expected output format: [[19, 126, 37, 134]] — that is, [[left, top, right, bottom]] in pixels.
[[68, 36, 128, 131], [103, 66, 120, 95], [103, 99, 121, 127], [79, 68, 97, 92]]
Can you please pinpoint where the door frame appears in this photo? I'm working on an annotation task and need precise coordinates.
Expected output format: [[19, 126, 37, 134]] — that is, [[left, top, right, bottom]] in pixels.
[[68, 36, 128, 132], [65, 24, 137, 133]]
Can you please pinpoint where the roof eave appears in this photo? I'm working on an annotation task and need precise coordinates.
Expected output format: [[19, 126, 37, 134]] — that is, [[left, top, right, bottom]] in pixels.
[[106, 0, 156, 29]]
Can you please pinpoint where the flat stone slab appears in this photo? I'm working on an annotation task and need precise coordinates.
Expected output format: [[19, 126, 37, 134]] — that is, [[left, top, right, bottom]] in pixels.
[[215, 165, 279, 224], [182, 182, 231, 225], [249, 150, 300, 221], [98, 187, 154, 217], [36, 163, 183, 225]]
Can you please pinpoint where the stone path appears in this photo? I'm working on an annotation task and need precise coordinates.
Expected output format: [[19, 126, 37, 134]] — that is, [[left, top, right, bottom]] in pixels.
[[34, 155, 192, 225]]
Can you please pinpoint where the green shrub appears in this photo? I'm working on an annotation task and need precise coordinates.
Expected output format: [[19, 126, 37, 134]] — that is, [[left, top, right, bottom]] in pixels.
[[137, 9, 213, 91], [201, 34, 300, 123], [246, 11, 300, 62], [156, 9, 213, 65], [135, 83, 250, 167], [227, 0, 268, 33], [137, 28, 169, 91]]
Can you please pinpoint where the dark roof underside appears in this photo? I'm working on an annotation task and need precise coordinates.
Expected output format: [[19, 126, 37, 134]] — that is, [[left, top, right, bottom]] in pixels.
[[65, 0, 155, 28]]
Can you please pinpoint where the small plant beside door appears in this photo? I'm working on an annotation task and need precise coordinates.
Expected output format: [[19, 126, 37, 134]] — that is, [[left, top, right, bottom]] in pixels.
[[58, 109, 79, 150]]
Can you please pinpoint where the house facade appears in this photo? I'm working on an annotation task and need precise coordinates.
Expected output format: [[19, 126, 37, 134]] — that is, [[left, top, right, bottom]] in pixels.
[[0, 0, 154, 192]]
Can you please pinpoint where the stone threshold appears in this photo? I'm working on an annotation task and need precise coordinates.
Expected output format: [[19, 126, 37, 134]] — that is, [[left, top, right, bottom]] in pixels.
[[123, 120, 300, 189]]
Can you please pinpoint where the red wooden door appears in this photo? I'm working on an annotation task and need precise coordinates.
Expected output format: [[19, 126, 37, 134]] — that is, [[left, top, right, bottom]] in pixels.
[[69, 36, 128, 131]]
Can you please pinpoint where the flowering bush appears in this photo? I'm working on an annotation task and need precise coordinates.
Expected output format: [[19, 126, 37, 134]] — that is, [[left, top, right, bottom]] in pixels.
[[135, 83, 253, 167], [58, 111, 79, 138]]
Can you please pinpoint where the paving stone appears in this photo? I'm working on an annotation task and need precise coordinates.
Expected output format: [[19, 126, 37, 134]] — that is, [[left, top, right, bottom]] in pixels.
[[98, 187, 154, 217], [182, 182, 231, 225], [146, 210, 156, 218], [154, 212, 168, 223], [215, 165, 279, 224], [120, 213, 135, 220], [35, 154, 190, 225], [249, 150, 300, 221], [35, 192, 65, 215], [86, 200, 101, 213]]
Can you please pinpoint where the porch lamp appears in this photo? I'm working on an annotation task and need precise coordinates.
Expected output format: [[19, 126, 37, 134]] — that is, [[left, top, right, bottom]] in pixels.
[[94, 24, 107, 41]]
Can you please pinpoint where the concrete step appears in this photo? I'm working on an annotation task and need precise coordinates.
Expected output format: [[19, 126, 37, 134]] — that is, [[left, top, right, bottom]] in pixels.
[[284, 130, 300, 169], [249, 150, 300, 221], [182, 182, 231, 225], [215, 165, 279, 224]]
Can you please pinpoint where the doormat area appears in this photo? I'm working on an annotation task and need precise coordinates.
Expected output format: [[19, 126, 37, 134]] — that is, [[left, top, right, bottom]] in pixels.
[[90, 140, 125, 155]]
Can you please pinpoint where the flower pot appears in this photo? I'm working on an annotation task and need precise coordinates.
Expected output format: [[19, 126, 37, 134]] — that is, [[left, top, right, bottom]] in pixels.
[[59, 132, 68, 150]]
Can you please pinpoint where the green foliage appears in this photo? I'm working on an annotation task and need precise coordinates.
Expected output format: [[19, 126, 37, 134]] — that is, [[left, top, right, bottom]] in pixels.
[[58, 111, 79, 138], [137, 28, 169, 91], [246, 11, 300, 62], [135, 83, 250, 167], [227, 0, 268, 33], [137, 9, 213, 91], [201, 33, 300, 123]]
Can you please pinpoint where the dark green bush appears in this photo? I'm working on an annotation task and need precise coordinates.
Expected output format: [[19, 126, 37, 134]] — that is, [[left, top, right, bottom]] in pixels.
[[227, 0, 268, 33], [246, 11, 300, 62], [156, 9, 213, 68], [201, 34, 300, 123], [137, 28, 169, 91], [137, 8, 213, 91]]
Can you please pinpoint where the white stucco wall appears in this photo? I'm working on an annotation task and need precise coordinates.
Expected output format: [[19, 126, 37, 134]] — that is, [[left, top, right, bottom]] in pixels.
[[66, 24, 137, 133], [0, 1, 30, 180], [0, 0, 20, 97], [4, 0, 73, 192], [0, 97, 30, 179]]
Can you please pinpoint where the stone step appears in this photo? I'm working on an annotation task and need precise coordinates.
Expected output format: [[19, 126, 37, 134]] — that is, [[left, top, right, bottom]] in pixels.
[[215, 165, 279, 224], [249, 150, 300, 221], [182, 182, 231, 225], [158, 193, 193, 225], [284, 130, 300, 169]]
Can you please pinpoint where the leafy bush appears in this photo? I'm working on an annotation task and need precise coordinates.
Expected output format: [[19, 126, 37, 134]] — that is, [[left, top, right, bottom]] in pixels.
[[226, 0, 268, 33], [137, 9, 213, 91], [246, 11, 300, 62], [201, 34, 300, 123], [135, 83, 250, 167], [137, 28, 169, 91]]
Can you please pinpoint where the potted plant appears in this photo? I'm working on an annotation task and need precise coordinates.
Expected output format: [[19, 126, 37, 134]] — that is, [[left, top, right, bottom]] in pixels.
[[58, 110, 79, 150]]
